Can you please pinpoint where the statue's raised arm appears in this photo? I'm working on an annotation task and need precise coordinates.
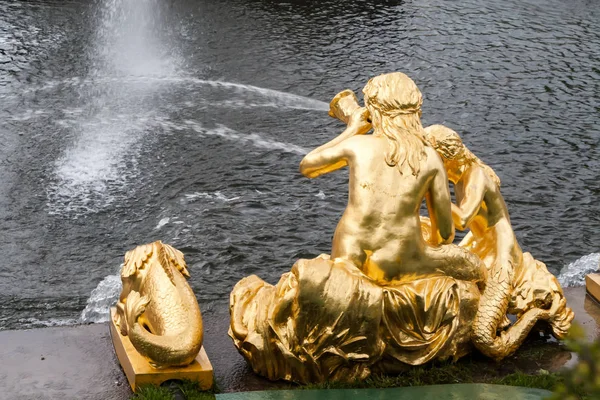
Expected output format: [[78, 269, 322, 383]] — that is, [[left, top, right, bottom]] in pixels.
[[299, 100, 371, 179]]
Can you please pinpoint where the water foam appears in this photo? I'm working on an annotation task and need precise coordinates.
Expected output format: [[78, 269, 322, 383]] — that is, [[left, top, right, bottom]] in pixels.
[[183, 191, 241, 203], [46, 115, 307, 216], [155, 217, 170, 230], [79, 270, 122, 324], [45, 0, 178, 216], [557, 253, 600, 288], [17, 317, 79, 329], [7, 109, 50, 122], [93, 0, 178, 77], [37, 0, 317, 219], [46, 114, 147, 215]]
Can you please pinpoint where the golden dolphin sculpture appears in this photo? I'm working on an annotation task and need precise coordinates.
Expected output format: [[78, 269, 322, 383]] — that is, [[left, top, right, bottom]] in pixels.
[[114, 241, 203, 368]]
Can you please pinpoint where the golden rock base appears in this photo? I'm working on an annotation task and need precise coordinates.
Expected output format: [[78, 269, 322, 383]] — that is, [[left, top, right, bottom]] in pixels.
[[586, 274, 600, 303], [109, 308, 213, 391], [229, 257, 480, 383]]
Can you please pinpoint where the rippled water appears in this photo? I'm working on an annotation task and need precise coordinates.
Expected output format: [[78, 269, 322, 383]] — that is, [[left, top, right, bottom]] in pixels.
[[0, 0, 599, 329]]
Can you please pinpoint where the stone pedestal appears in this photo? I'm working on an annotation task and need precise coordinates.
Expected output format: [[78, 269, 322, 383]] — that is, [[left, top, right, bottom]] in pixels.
[[586, 274, 600, 303], [109, 308, 213, 391]]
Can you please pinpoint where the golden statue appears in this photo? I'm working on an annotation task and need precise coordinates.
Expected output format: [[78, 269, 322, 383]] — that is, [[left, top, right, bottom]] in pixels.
[[110, 241, 213, 391], [422, 125, 573, 359], [299, 77, 484, 284], [229, 72, 572, 384], [113, 241, 204, 367]]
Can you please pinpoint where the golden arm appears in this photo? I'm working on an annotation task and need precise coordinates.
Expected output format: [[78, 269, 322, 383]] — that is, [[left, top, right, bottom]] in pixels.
[[299, 126, 355, 178], [300, 107, 371, 179], [426, 169, 455, 245], [452, 171, 486, 230]]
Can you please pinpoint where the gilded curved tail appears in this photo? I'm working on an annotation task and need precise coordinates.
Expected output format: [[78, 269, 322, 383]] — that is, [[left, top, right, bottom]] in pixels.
[[472, 263, 548, 361], [471, 272, 514, 360], [125, 291, 203, 367]]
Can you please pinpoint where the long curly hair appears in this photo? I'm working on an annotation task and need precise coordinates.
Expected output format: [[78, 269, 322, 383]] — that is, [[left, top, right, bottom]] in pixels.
[[423, 124, 501, 187], [362, 72, 428, 177]]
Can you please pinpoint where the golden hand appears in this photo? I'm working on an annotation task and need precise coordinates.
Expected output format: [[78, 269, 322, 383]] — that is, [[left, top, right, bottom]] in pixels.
[[348, 107, 372, 135], [451, 203, 467, 230], [538, 293, 567, 321]]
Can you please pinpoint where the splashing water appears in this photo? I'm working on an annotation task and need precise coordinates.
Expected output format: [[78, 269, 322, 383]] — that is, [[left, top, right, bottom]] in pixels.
[[47, 118, 307, 216], [93, 0, 178, 76], [79, 270, 122, 324], [47, 114, 145, 215], [155, 217, 170, 230], [45, 0, 179, 217], [66, 0, 319, 320], [184, 191, 242, 203], [41, 0, 322, 218], [17, 317, 79, 329], [181, 121, 309, 155], [557, 253, 600, 288]]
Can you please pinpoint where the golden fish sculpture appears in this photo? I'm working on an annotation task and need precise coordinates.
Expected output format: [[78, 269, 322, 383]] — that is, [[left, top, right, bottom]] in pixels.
[[229, 72, 572, 384], [111, 241, 212, 390]]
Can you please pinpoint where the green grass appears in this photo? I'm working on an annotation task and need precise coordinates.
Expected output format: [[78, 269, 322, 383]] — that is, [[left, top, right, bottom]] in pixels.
[[176, 380, 217, 400], [131, 385, 176, 400], [131, 370, 570, 400], [493, 370, 562, 391], [303, 365, 562, 391], [131, 380, 216, 400]]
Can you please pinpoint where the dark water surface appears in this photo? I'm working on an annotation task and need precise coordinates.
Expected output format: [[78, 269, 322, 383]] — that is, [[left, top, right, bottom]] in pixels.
[[0, 0, 599, 329]]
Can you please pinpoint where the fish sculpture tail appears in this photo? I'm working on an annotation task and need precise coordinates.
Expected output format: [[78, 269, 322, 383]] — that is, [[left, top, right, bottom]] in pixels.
[[472, 263, 552, 361], [125, 291, 203, 367]]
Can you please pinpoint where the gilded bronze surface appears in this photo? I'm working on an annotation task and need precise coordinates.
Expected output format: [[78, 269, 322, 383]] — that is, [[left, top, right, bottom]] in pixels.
[[300, 73, 485, 284], [229, 72, 573, 383], [422, 124, 573, 360], [230, 256, 479, 383], [114, 241, 204, 368]]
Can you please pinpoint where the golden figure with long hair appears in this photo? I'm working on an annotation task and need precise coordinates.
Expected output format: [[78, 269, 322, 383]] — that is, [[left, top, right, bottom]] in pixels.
[[424, 124, 573, 360], [300, 73, 484, 283]]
